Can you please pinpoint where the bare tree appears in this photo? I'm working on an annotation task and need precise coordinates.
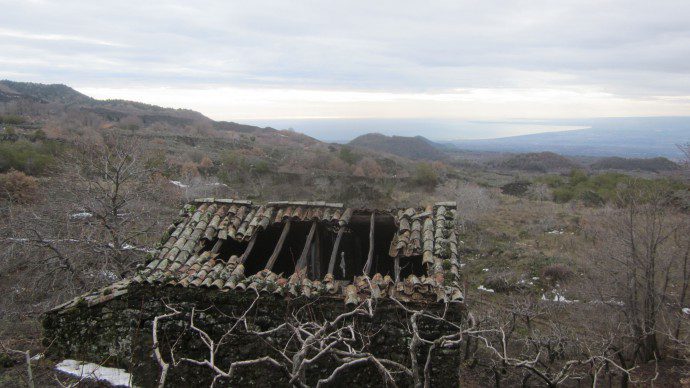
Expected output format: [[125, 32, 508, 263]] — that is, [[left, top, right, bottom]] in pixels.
[[585, 182, 690, 362], [149, 286, 651, 387], [0, 133, 178, 316], [678, 143, 690, 170], [153, 294, 413, 387]]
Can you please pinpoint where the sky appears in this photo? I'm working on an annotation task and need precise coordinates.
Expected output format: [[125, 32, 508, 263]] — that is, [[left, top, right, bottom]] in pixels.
[[2, 0, 690, 139]]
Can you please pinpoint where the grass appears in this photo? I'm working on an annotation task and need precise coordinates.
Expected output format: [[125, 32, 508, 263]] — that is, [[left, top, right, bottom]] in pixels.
[[459, 193, 586, 302]]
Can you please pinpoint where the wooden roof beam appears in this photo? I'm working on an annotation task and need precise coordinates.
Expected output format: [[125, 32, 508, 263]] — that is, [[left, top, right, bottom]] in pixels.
[[363, 212, 375, 276], [295, 221, 317, 272], [327, 227, 346, 275], [239, 234, 258, 264], [264, 220, 291, 271]]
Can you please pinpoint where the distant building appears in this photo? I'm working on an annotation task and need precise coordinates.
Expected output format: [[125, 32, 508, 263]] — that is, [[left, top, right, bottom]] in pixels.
[[44, 199, 463, 386]]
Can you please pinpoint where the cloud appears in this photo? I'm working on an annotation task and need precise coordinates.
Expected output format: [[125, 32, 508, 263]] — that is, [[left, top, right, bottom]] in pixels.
[[1, 0, 689, 124], [79, 85, 690, 121], [0, 28, 127, 47]]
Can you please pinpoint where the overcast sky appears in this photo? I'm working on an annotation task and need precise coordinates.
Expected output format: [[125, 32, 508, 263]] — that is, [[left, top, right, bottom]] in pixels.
[[2, 0, 690, 137]]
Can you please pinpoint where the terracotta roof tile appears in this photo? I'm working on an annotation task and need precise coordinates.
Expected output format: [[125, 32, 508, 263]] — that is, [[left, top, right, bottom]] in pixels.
[[52, 199, 463, 313]]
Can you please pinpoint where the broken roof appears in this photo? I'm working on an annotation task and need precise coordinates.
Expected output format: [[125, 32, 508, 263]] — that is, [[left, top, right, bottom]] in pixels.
[[51, 199, 462, 313]]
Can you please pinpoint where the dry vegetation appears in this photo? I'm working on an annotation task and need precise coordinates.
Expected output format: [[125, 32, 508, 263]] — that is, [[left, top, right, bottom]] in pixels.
[[1, 82, 689, 386]]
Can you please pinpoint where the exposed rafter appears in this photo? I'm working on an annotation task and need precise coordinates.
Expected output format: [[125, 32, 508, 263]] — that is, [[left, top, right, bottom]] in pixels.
[[265, 220, 291, 271], [363, 212, 375, 275], [295, 221, 317, 271], [327, 227, 346, 275]]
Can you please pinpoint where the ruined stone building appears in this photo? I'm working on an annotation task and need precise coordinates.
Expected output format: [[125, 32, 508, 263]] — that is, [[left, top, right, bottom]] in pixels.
[[44, 199, 464, 386]]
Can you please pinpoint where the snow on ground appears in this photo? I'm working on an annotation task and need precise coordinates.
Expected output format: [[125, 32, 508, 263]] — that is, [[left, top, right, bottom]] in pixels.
[[169, 180, 228, 189], [542, 291, 578, 303], [70, 212, 93, 220], [477, 285, 495, 293], [169, 180, 189, 188], [55, 359, 133, 387], [682, 307, 690, 315]]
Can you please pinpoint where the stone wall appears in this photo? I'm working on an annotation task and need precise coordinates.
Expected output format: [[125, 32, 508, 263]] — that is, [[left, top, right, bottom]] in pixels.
[[43, 284, 466, 387]]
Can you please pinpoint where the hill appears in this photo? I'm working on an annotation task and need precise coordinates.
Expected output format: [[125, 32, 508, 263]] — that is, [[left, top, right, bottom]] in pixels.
[[490, 152, 581, 172], [0, 80, 321, 145], [0, 80, 428, 204], [590, 156, 680, 172], [349, 133, 447, 160], [446, 117, 690, 158], [0, 80, 93, 105]]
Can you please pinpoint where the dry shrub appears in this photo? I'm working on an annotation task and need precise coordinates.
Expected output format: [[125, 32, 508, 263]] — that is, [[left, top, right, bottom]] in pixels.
[[199, 155, 213, 169], [0, 169, 39, 203], [453, 182, 497, 227], [356, 157, 384, 178], [484, 270, 522, 293], [541, 263, 573, 283], [501, 180, 531, 197], [527, 182, 552, 201], [180, 161, 200, 178]]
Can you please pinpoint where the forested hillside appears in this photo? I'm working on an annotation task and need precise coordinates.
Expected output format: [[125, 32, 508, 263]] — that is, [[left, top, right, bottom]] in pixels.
[[348, 133, 447, 161]]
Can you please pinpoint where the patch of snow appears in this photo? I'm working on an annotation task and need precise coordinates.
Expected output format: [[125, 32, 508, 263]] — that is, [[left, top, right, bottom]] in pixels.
[[169, 180, 189, 188], [8, 237, 81, 244], [547, 230, 565, 235], [459, 263, 466, 268], [682, 307, 690, 315], [477, 285, 495, 293], [107, 243, 156, 254], [532, 277, 539, 280], [70, 212, 92, 220], [542, 292, 578, 303], [482, 268, 489, 272], [56, 359, 133, 387], [30, 353, 43, 361]]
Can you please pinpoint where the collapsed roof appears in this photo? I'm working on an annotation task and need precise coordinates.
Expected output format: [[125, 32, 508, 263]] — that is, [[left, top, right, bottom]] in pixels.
[[52, 199, 462, 313]]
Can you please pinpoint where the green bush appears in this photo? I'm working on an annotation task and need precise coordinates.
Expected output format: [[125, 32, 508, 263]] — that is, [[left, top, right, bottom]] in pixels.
[[413, 162, 438, 187], [0, 140, 58, 175], [253, 160, 270, 175], [338, 146, 361, 165], [29, 129, 47, 142], [552, 186, 574, 203], [580, 190, 605, 207], [568, 169, 588, 185], [0, 114, 26, 125], [536, 170, 687, 205]]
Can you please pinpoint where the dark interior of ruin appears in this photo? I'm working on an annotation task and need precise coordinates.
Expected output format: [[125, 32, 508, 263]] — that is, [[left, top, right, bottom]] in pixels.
[[214, 210, 425, 281]]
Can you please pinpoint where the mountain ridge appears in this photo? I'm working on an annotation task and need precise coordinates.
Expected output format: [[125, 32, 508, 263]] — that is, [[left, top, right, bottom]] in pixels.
[[348, 133, 446, 160]]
